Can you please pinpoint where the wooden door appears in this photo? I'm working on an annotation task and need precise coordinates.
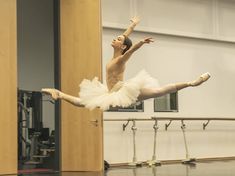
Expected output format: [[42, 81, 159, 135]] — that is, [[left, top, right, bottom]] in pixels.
[[60, 0, 103, 171], [0, 0, 17, 175]]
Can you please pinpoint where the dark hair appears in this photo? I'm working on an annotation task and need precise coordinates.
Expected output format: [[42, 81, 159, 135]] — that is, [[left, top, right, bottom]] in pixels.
[[122, 35, 132, 54]]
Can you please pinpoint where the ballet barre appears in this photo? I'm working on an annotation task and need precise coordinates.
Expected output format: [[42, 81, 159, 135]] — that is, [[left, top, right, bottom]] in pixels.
[[152, 117, 235, 130], [104, 117, 235, 166], [104, 117, 235, 130]]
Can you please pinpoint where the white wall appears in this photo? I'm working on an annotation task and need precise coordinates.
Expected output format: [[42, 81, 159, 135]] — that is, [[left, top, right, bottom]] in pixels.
[[102, 0, 235, 163], [17, 0, 54, 132]]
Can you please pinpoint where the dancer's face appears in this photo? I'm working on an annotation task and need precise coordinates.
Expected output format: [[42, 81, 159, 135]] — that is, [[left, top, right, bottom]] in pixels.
[[111, 35, 125, 50]]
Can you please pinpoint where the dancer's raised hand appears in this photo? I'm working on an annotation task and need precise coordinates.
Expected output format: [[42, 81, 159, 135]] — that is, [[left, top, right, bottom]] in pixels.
[[141, 37, 154, 44], [130, 16, 140, 25]]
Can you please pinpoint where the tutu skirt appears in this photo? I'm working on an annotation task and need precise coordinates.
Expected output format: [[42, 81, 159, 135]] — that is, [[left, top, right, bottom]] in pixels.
[[79, 70, 159, 110]]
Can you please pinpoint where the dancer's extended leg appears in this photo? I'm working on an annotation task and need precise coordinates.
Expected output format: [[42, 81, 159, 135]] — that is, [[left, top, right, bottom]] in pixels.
[[138, 72, 210, 101], [41, 88, 84, 107]]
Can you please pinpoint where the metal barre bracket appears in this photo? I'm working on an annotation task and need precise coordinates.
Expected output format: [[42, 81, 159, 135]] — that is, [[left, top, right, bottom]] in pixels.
[[123, 119, 130, 131], [165, 120, 172, 131], [203, 120, 210, 130]]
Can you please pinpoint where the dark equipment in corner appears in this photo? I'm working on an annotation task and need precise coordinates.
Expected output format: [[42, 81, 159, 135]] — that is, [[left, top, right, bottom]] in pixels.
[[18, 89, 55, 170]]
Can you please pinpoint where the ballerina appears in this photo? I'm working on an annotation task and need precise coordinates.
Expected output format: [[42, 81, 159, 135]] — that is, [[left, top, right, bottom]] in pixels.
[[42, 17, 210, 110]]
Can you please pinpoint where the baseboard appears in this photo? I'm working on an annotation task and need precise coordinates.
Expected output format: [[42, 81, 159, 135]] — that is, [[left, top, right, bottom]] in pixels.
[[109, 156, 235, 167]]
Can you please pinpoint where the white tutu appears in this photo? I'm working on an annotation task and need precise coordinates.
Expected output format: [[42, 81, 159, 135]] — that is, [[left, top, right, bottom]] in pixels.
[[79, 70, 159, 110]]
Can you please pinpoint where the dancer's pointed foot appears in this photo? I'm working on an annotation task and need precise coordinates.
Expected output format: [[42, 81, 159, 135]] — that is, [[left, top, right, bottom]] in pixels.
[[41, 88, 61, 100], [189, 72, 211, 87]]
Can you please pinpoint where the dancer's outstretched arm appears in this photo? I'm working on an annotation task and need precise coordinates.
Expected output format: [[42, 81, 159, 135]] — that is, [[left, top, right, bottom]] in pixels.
[[41, 88, 84, 107], [123, 16, 140, 37], [120, 37, 154, 63]]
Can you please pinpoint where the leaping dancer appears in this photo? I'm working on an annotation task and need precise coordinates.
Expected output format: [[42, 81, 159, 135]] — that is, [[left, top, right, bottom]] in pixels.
[[42, 17, 210, 110]]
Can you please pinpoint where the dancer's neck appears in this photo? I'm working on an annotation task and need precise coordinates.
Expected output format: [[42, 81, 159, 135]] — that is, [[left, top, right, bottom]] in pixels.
[[113, 49, 123, 58]]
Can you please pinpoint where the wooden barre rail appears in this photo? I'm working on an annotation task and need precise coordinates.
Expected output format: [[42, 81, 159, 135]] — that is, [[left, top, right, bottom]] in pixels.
[[103, 117, 235, 131], [104, 117, 235, 121]]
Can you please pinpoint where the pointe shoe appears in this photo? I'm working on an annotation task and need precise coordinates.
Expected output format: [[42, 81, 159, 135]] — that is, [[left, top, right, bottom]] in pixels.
[[190, 72, 211, 86], [200, 72, 211, 81], [41, 88, 60, 100]]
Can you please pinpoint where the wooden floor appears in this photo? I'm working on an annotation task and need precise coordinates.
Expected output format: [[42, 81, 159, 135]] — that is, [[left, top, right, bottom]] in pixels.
[[11, 160, 235, 176]]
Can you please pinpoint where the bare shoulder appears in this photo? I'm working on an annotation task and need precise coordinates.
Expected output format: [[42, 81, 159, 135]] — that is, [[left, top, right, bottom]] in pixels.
[[108, 55, 124, 65], [116, 54, 130, 64]]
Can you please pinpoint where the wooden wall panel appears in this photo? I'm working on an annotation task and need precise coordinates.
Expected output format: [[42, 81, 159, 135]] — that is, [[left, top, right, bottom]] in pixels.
[[0, 0, 17, 175], [60, 0, 103, 171]]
